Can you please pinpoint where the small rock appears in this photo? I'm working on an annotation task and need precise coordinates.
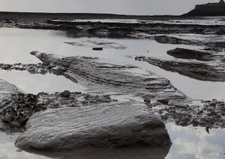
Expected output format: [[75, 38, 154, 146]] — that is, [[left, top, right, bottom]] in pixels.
[[60, 90, 71, 98], [10, 121, 21, 128], [92, 47, 103, 51], [160, 115, 168, 120], [157, 99, 169, 105], [2, 113, 13, 123], [144, 98, 151, 104]]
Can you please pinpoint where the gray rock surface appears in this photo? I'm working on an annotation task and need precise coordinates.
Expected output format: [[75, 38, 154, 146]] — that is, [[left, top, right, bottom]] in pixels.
[[0, 79, 20, 130], [29, 146, 170, 159], [0, 79, 20, 110], [137, 48, 225, 82], [15, 102, 171, 150], [31, 51, 186, 101]]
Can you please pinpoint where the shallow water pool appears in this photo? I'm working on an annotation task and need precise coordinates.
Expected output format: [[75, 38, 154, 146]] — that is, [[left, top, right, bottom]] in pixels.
[[0, 28, 225, 159]]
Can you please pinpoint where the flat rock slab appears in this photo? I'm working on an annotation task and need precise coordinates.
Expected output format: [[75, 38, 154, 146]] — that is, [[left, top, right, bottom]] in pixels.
[[31, 51, 186, 100], [16, 102, 171, 151], [143, 48, 225, 82]]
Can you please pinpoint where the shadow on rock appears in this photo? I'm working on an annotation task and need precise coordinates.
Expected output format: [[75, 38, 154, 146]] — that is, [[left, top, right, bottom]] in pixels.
[[25, 146, 170, 159]]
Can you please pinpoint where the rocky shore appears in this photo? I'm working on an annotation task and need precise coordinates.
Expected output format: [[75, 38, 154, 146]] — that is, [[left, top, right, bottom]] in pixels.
[[0, 11, 224, 157]]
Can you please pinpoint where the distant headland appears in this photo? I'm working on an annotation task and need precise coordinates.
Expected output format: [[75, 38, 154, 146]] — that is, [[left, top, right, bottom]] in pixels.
[[184, 0, 225, 16]]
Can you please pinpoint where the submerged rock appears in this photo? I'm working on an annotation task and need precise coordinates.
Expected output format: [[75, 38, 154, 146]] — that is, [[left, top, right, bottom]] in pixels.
[[144, 48, 225, 82], [167, 48, 213, 61], [15, 102, 171, 150], [154, 36, 193, 45]]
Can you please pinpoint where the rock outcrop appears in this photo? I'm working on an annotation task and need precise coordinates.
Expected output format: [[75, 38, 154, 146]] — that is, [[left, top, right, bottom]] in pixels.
[[15, 102, 171, 150], [0, 79, 20, 130], [184, 0, 225, 16], [0, 79, 20, 111], [30, 51, 186, 101], [143, 48, 225, 82]]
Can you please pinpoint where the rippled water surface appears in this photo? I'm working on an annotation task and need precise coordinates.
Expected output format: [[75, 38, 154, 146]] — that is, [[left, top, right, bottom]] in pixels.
[[0, 27, 224, 159]]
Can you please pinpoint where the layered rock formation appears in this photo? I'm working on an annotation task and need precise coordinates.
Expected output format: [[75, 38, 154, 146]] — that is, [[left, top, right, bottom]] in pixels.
[[15, 102, 171, 150], [30, 51, 186, 101], [141, 48, 225, 82]]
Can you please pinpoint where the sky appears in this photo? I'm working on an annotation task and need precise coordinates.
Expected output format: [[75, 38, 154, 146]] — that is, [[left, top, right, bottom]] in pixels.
[[0, 0, 220, 15]]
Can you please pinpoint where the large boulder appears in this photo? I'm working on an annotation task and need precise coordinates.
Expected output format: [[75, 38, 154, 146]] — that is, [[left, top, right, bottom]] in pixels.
[[16, 102, 171, 151]]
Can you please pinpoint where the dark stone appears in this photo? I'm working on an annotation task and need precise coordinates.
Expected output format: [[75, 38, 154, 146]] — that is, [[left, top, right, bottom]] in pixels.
[[92, 47, 103, 51], [10, 121, 21, 128], [144, 98, 151, 104], [157, 99, 169, 105], [2, 113, 13, 123], [60, 90, 71, 98], [167, 48, 212, 61], [184, 0, 225, 16]]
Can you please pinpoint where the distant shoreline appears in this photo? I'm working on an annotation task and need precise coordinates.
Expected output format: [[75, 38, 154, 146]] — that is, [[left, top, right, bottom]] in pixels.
[[0, 11, 181, 20]]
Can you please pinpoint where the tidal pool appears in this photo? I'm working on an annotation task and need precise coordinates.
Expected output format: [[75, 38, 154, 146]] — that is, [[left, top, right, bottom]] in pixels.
[[0, 70, 85, 94], [0, 28, 224, 98], [0, 28, 224, 159]]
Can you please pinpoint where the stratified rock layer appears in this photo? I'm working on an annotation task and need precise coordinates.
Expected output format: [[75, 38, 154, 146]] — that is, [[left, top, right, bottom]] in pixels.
[[144, 48, 225, 82], [30, 51, 186, 101], [15, 102, 171, 150]]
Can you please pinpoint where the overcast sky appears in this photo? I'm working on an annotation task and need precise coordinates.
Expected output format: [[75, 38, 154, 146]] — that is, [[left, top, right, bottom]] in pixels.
[[0, 0, 219, 15]]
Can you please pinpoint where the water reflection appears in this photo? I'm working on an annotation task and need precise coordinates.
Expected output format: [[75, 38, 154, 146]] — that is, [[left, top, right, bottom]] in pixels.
[[166, 123, 225, 159], [1, 123, 224, 159], [0, 70, 85, 94], [0, 27, 224, 99], [0, 132, 50, 159], [0, 28, 73, 64], [0, 28, 225, 159], [62, 37, 225, 100]]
